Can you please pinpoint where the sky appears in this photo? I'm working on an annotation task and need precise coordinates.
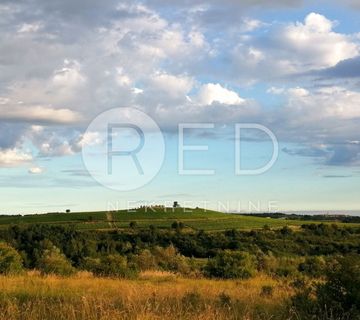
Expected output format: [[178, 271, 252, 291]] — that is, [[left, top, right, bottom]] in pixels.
[[1, 0, 360, 214]]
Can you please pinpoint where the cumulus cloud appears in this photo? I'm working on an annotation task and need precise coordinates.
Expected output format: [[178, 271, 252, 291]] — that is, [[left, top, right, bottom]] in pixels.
[[0, 148, 32, 167], [196, 83, 245, 105], [231, 12, 359, 82], [282, 86, 360, 120], [271, 86, 360, 166], [0, 0, 359, 170]]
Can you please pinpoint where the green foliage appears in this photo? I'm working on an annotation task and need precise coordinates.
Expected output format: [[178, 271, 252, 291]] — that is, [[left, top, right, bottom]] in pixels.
[[83, 254, 138, 278], [37, 245, 75, 276], [256, 253, 300, 278], [129, 221, 137, 229], [0, 242, 23, 275], [298, 256, 326, 277], [152, 245, 191, 274], [131, 249, 157, 271], [204, 250, 256, 279], [292, 255, 360, 319], [171, 221, 185, 230], [317, 255, 360, 319]]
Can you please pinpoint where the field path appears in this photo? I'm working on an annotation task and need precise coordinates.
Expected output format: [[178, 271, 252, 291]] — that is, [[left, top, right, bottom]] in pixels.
[[106, 212, 115, 228]]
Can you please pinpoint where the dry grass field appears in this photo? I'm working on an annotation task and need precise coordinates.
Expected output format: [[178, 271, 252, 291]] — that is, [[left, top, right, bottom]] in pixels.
[[0, 271, 295, 320]]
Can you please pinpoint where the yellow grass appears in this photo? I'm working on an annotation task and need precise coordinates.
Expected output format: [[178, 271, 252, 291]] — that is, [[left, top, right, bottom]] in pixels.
[[0, 272, 295, 320]]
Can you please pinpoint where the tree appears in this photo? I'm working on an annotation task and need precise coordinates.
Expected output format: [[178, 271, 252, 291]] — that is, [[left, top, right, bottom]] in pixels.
[[0, 242, 23, 275], [292, 255, 360, 319], [96, 254, 138, 278], [204, 251, 256, 279], [317, 255, 360, 318], [129, 221, 138, 229], [37, 245, 75, 276], [132, 249, 157, 271]]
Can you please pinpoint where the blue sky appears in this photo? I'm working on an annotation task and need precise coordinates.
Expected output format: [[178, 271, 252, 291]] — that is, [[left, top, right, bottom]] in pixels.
[[0, 0, 360, 214]]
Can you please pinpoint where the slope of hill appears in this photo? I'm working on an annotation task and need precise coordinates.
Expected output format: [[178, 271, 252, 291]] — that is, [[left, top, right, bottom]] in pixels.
[[0, 207, 358, 231]]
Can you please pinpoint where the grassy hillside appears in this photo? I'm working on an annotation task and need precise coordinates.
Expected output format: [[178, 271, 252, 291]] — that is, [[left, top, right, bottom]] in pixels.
[[0, 207, 357, 231]]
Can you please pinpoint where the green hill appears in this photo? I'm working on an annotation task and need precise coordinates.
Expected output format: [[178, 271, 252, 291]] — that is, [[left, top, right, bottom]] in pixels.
[[0, 207, 357, 231]]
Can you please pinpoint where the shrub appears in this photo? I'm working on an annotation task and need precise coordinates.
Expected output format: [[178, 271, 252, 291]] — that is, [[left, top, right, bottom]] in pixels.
[[217, 292, 232, 308], [292, 255, 360, 319], [204, 250, 256, 279], [129, 221, 137, 229], [317, 255, 360, 318], [80, 257, 102, 274], [182, 291, 204, 312], [132, 249, 157, 271], [37, 246, 75, 276], [171, 221, 185, 230], [152, 245, 191, 275], [83, 254, 138, 278], [269, 256, 300, 277], [0, 242, 23, 275], [260, 285, 273, 297], [298, 256, 326, 277]]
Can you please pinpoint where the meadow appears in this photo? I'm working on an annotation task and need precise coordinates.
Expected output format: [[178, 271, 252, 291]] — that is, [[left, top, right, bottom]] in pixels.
[[0, 271, 294, 320]]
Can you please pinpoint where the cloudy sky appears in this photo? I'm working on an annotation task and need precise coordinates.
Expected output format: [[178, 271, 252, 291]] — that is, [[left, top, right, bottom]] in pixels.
[[1, 0, 360, 213]]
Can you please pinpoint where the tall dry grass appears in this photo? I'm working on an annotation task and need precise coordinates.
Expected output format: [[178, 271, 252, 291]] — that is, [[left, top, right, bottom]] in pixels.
[[0, 271, 295, 320]]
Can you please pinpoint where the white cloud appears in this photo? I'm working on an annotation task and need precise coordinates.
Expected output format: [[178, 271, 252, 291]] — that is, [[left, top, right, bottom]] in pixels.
[[115, 67, 132, 87], [1, 105, 81, 124], [0, 149, 32, 167], [267, 87, 285, 94], [281, 12, 358, 68], [232, 12, 360, 82], [241, 18, 266, 32], [52, 59, 86, 88], [28, 167, 44, 174], [284, 86, 360, 120], [1, 1, 360, 170], [303, 12, 333, 33], [197, 83, 245, 105], [18, 22, 42, 33], [76, 132, 102, 148], [287, 87, 309, 97], [149, 72, 194, 99]]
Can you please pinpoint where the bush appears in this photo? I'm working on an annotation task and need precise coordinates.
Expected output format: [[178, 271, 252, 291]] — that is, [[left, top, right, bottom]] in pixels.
[[292, 255, 360, 319], [152, 245, 191, 275], [37, 246, 75, 276], [317, 255, 360, 318], [217, 292, 232, 308], [298, 256, 326, 277], [83, 254, 138, 278], [0, 242, 23, 275], [204, 251, 256, 279], [264, 256, 300, 278], [132, 249, 157, 271], [129, 221, 137, 229], [260, 285, 273, 297]]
